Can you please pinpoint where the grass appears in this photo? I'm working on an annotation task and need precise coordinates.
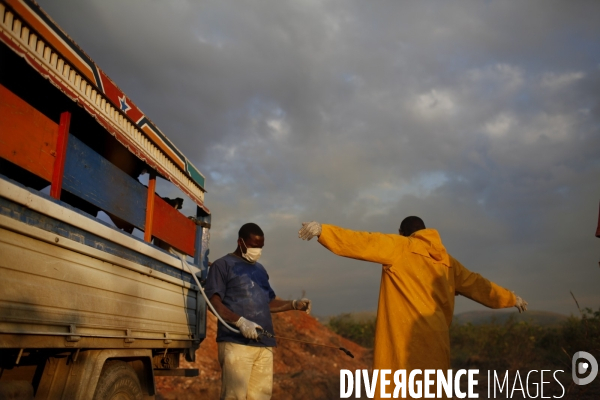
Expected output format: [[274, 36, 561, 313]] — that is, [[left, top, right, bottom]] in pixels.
[[327, 313, 376, 348], [328, 308, 600, 371]]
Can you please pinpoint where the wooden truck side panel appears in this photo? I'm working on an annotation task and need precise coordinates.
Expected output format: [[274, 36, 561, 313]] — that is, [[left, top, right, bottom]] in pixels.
[[0, 178, 206, 398], [0, 179, 205, 350], [0, 228, 198, 347]]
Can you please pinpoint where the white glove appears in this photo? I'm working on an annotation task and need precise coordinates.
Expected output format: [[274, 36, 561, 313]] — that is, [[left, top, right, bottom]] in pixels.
[[235, 317, 262, 340], [292, 298, 312, 314], [514, 293, 528, 313], [298, 221, 322, 241]]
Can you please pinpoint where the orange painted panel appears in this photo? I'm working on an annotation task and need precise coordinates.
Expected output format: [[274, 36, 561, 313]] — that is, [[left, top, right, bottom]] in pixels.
[[144, 173, 157, 242], [0, 84, 58, 181], [152, 195, 196, 256]]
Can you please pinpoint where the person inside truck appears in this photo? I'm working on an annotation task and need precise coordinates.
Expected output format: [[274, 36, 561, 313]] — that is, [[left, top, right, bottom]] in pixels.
[[204, 222, 311, 400]]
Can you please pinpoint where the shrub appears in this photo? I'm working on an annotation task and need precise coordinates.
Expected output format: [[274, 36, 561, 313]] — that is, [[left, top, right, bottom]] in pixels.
[[328, 308, 600, 371], [450, 308, 600, 370], [327, 313, 376, 348]]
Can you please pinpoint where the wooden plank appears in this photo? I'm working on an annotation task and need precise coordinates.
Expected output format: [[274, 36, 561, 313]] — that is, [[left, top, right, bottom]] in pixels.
[[152, 195, 196, 256], [0, 335, 194, 350], [0, 272, 197, 333], [0, 227, 198, 312], [50, 111, 71, 199], [62, 135, 147, 230], [0, 176, 196, 271], [144, 172, 156, 242], [0, 211, 207, 347], [0, 196, 195, 286], [0, 83, 57, 181], [0, 227, 197, 334]]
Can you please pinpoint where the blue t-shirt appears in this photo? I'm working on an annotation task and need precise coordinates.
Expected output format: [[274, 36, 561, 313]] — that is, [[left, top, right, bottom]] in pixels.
[[204, 253, 277, 347]]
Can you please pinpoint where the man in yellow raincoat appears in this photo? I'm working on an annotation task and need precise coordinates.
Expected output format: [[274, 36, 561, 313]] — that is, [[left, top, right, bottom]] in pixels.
[[298, 216, 527, 399]]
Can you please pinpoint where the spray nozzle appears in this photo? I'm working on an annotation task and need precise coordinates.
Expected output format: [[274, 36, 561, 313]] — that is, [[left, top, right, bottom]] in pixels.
[[256, 328, 274, 338], [339, 347, 354, 358]]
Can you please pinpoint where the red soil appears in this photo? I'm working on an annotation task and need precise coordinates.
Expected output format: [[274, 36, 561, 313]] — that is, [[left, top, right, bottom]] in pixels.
[[155, 311, 371, 399]]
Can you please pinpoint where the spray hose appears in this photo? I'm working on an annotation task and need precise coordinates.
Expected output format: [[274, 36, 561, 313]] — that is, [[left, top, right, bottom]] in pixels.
[[170, 249, 241, 334], [257, 329, 354, 358], [170, 249, 354, 358]]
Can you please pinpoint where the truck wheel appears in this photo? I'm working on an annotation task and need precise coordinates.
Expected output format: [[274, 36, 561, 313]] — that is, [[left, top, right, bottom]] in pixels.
[[93, 360, 143, 400]]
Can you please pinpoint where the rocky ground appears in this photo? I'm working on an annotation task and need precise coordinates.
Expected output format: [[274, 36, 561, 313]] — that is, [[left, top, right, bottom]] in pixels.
[[155, 311, 371, 399]]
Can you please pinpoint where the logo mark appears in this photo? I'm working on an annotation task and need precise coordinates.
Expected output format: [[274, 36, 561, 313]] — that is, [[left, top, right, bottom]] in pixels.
[[572, 351, 598, 385], [119, 95, 132, 113]]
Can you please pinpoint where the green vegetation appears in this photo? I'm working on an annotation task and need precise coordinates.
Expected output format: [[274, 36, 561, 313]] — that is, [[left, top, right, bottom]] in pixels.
[[451, 308, 600, 370], [452, 310, 568, 327], [328, 308, 600, 370], [328, 313, 376, 348]]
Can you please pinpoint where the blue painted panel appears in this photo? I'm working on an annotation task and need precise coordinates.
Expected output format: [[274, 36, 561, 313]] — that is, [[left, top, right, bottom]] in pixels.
[[62, 135, 147, 230]]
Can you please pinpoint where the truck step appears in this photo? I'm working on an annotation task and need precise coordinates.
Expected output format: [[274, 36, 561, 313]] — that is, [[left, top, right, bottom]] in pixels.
[[154, 369, 200, 377]]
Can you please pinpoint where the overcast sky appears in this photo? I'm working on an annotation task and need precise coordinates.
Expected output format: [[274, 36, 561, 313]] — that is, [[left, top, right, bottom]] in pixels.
[[37, 0, 600, 317]]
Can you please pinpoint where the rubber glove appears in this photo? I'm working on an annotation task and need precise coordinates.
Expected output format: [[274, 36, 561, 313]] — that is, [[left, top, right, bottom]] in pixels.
[[292, 298, 312, 314], [514, 294, 528, 313], [235, 317, 262, 340], [298, 221, 322, 241]]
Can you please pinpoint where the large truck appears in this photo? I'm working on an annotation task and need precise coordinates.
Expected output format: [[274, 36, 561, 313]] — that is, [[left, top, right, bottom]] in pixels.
[[0, 1, 211, 398]]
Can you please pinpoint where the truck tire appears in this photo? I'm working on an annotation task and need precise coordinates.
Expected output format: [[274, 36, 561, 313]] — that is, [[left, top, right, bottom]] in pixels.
[[93, 360, 143, 400]]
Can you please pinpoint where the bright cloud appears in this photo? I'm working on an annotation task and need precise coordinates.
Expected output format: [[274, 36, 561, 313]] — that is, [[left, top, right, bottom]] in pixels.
[[541, 71, 585, 90], [413, 89, 457, 117]]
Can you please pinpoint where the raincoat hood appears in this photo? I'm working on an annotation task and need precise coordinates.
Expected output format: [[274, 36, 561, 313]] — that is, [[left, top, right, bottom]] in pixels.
[[409, 228, 450, 267]]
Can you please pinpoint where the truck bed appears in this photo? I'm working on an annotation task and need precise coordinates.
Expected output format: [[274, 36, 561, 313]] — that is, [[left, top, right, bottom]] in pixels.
[[0, 177, 205, 352]]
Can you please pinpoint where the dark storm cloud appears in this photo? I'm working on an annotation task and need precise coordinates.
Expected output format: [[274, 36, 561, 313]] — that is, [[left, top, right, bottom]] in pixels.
[[37, 0, 600, 315]]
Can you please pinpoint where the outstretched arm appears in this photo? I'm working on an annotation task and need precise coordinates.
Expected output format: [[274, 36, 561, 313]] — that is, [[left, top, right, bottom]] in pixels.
[[269, 298, 294, 313], [451, 255, 523, 310], [299, 222, 406, 265]]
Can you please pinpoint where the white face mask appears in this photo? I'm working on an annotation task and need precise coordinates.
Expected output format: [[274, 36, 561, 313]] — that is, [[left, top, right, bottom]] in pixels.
[[241, 238, 262, 263]]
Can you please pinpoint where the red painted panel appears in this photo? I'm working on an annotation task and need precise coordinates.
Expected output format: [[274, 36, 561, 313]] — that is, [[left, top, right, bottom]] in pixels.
[[152, 195, 196, 256], [0, 84, 58, 181], [99, 70, 143, 123], [50, 112, 71, 199]]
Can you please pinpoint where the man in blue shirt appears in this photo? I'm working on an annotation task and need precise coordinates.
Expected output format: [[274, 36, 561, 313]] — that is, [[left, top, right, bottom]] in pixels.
[[204, 222, 311, 400]]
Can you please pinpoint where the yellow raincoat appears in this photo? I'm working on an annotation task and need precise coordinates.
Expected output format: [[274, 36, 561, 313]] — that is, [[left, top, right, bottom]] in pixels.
[[318, 225, 516, 399]]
